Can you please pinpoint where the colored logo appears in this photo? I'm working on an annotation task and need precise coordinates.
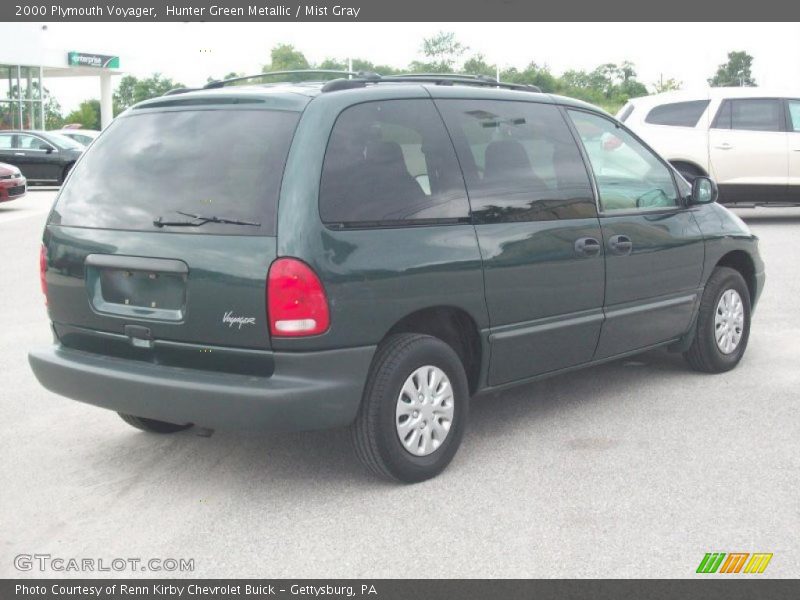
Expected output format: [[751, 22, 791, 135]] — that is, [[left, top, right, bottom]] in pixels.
[[697, 552, 773, 574]]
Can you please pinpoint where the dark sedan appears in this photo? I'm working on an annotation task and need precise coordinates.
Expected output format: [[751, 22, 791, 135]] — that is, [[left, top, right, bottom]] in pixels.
[[0, 130, 84, 185]]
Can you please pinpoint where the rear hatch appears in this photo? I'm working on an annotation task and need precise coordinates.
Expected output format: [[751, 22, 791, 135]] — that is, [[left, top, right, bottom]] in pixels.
[[43, 98, 303, 358]]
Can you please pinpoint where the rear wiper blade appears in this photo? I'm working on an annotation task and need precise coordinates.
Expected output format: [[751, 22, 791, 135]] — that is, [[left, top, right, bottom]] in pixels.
[[153, 211, 261, 228]]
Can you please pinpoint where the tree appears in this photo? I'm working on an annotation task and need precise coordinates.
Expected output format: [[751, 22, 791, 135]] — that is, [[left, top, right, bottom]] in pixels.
[[652, 76, 682, 93], [462, 54, 496, 78], [708, 51, 756, 87], [263, 44, 309, 71], [502, 62, 558, 92], [410, 31, 467, 73], [64, 99, 101, 130], [113, 74, 185, 114]]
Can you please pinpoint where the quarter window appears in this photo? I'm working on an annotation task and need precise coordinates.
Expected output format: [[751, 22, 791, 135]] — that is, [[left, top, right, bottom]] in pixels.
[[568, 110, 679, 212], [319, 99, 469, 226], [436, 99, 596, 222], [644, 100, 710, 127], [788, 100, 800, 132], [712, 98, 783, 132]]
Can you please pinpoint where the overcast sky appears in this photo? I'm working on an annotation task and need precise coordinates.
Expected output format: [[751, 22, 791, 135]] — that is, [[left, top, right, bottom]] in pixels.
[[29, 22, 800, 113]]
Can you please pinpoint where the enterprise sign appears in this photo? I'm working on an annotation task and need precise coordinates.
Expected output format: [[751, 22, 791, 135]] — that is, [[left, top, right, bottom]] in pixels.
[[67, 52, 120, 69]]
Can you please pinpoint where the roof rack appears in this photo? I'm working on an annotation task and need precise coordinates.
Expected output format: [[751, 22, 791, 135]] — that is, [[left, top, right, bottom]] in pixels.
[[320, 73, 542, 93], [204, 70, 366, 89], [162, 70, 543, 96], [162, 87, 202, 96]]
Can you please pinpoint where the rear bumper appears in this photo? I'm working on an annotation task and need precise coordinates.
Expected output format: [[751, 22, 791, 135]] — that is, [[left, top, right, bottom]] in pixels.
[[29, 344, 375, 431]]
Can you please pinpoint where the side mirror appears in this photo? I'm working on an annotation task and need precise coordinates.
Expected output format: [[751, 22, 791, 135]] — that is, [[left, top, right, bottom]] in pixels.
[[690, 176, 718, 205], [44, 146, 54, 154]]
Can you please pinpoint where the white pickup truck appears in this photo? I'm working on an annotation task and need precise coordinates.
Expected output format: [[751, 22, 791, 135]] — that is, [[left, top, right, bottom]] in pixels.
[[619, 88, 800, 205]]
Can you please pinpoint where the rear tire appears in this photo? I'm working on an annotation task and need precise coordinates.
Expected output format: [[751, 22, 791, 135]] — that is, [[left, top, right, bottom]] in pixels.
[[118, 413, 192, 434], [684, 267, 751, 373], [351, 334, 469, 483]]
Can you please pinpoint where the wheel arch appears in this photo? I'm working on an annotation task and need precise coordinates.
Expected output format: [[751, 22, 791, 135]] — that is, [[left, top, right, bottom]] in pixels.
[[669, 159, 708, 178], [715, 250, 757, 305], [385, 306, 482, 394]]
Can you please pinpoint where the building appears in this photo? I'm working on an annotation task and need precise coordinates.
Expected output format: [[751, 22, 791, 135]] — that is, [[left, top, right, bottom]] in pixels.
[[0, 23, 121, 130]]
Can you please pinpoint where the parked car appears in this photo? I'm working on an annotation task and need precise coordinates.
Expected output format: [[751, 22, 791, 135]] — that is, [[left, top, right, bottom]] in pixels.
[[0, 130, 84, 185], [0, 161, 26, 202], [29, 72, 765, 482], [619, 88, 800, 205], [52, 129, 101, 147]]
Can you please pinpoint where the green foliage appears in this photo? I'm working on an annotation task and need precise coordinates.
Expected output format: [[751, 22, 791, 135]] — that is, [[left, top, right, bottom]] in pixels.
[[64, 99, 101, 130], [708, 51, 756, 87], [409, 31, 468, 73], [113, 73, 185, 114], [652, 76, 682, 94], [261, 44, 312, 81], [462, 54, 496, 78], [55, 32, 716, 130], [501, 63, 558, 93]]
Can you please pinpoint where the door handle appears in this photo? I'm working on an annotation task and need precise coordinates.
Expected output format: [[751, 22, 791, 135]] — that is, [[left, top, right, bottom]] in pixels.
[[715, 142, 733, 150], [574, 237, 601, 258], [14, 152, 25, 156], [608, 234, 633, 256]]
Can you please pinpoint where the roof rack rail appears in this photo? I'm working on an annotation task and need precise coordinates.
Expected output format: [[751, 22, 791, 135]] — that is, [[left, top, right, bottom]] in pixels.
[[384, 74, 542, 92], [204, 70, 364, 89], [162, 87, 202, 96], [320, 73, 541, 94]]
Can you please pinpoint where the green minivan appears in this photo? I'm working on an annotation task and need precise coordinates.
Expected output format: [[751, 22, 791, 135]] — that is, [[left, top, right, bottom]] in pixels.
[[29, 73, 765, 482]]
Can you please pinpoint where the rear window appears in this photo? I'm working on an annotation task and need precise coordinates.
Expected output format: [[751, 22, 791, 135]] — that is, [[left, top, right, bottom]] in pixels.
[[52, 109, 300, 236], [644, 100, 710, 127]]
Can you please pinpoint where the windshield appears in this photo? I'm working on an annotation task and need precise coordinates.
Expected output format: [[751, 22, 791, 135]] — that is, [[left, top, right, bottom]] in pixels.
[[51, 108, 300, 236], [46, 132, 85, 151]]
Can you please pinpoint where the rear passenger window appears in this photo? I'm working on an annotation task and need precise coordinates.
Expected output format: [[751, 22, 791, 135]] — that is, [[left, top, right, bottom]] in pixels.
[[319, 99, 469, 226], [436, 100, 596, 222], [644, 100, 710, 127], [713, 98, 783, 132]]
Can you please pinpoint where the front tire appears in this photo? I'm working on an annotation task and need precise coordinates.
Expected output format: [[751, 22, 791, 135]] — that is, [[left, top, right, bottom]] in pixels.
[[684, 267, 751, 373], [351, 334, 469, 483], [118, 413, 192, 434]]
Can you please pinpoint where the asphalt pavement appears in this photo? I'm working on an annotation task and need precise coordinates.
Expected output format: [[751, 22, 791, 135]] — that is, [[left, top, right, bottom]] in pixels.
[[1, 190, 797, 578]]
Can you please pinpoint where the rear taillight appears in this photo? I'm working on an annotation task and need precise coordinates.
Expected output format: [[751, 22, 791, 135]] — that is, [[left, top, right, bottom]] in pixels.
[[39, 243, 48, 303], [267, 258, 330, 337]]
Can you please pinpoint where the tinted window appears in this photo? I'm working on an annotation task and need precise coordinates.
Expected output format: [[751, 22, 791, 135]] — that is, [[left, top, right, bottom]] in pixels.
[[437, 100, 596, 222], [53, 109, 299, 236], [645, 100, 710, 127], [319, 100, 468, 225], [788, 100, 800, 132], [568, 110, 678, 212], [713, 98, 783, 132], [0, 134, 11, 149], [17, 134, 52, 150], [45, 132, 84, 150]]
